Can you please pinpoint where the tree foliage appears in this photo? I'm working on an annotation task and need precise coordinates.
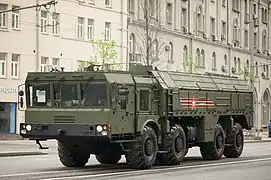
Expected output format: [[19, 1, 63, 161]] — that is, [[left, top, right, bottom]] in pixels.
[[134, 0, 166, 66], [78, 38, 121, 71], [183, 53, 200, 74]]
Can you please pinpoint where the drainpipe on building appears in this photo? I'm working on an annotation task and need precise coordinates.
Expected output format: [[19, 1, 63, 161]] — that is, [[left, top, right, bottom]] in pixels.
[[120, 0, 125, 71], [227, 0, 232, 77], [187, 0, 193, 73], [36, 0, 40, 72], [249, 0, 259, 138]]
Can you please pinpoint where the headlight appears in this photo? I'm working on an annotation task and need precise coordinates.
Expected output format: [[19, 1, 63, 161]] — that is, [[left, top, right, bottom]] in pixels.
[[96, 125, 103, 132], [26, 125, 32, 131]]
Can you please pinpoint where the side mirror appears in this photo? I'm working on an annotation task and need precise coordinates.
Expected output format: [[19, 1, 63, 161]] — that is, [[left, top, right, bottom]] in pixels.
[[18, 90, 24, 96], [20, 97, 24, 108]]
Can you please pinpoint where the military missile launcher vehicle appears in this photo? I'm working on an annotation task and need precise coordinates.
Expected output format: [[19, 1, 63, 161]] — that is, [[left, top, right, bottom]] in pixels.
[[18, 64, 253, 169]]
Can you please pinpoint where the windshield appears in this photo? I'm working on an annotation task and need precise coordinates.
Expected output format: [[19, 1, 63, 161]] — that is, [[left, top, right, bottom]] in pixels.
[[80, 82, 108, 107], [27, 81, 109, 108], [28, 83, 51, 107], [53, 83, 79, 107]]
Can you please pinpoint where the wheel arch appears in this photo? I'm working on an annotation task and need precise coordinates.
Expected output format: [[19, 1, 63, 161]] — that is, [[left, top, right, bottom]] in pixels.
[[142, 119, 161, 139]]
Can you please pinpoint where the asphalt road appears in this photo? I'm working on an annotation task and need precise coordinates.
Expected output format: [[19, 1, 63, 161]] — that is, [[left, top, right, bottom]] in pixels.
[[0, 141, 270, 180]]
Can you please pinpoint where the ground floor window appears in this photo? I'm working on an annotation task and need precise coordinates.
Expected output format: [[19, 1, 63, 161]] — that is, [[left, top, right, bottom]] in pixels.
[[0, 102, 16, 134]]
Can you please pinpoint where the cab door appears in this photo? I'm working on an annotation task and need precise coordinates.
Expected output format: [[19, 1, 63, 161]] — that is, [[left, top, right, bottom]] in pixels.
[[111, 84, 135, 134]]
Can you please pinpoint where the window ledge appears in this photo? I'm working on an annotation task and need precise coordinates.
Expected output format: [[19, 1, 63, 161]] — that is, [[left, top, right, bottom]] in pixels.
[[11, 77, 20, 80], [0, 27, 9, 32], [12, 28, 20, 31]]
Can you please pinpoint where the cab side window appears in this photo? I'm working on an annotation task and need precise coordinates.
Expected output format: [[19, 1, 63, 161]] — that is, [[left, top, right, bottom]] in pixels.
[[139, 89, 149, 111]]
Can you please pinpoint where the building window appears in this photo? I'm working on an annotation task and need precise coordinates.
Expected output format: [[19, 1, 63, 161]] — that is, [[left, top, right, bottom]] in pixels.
[[253, 3, 257, 15], [262, 30, 267, 51], [139, 89, 150, 111], [196, 5, 204, 31], [183, 46, 188, 65], [52, 58, 59, 69], [41, 57, 48, 72], [244, 29, 248, 47], [222, 21, 226, 36], [210, 17, 215, 35], [169, 42, 173, 62], [129, 0, 134, 12], [261, 8, 268, 23], [11, 54, 19, 78], [212, 52, 216, 69], [87, 19, 94, 40], [41, 10, 48, 33], [246, 59, 249, 73], [255, 62, 258, 76], [104, 22, 111, 41], [105, 0, 111, 7], [0, 103, 17, 134], [129, 33, 136, 53], [0, 4, 7, 28], [52, 13, 59, 35], [200, 49, 205, 67], [196, 48, 200, 65], [77, 17, 84, 39], [254, 32, 257, 48], [234, 57, 237, 68], [233, 19, 240, 44], [224, 55, 227, 67], [12, 6, 20, 30], [129, 33, 136, 62], [166, 3, 172, 23], [0, 53, 6, 77], [181, 8, 187, 27]]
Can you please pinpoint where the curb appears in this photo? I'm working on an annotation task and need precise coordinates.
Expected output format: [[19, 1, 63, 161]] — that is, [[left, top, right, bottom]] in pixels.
[[245, 139, 271, 144], [0, 151, 48, 157]]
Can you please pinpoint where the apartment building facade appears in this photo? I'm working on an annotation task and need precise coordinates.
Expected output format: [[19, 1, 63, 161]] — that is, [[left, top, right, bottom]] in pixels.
[[0, 0, 128, 137], [128, 0, 271, 131]]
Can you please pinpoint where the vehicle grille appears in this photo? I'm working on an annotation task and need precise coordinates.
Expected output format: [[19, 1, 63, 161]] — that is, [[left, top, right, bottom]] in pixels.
[[53, 116, 76, 123]]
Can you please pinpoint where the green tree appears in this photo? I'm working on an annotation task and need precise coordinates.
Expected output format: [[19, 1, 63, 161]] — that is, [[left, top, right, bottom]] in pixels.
[[78, 37, 120, 71], [183, 53, 200, 74]]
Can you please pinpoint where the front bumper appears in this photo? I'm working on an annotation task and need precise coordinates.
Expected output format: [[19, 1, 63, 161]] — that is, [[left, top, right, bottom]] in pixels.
[[20, 123, 111, 140]]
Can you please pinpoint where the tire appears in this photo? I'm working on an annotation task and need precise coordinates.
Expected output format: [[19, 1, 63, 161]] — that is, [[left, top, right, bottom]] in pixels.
[[223, 123, 244, 158], [157, 125, 186, 165], [57, 141, 90, 167], [96, 153, 121, 164], [200, 123, 226, 160], [125, 125, 158, 169]]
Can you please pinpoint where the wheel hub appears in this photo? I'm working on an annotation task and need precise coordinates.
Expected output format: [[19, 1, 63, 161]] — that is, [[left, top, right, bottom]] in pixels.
[[175, 136, 183, 153], [144, 138, 154, 156]]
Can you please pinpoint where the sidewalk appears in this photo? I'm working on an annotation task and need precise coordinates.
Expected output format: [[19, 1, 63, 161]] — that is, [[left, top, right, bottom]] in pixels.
[[0, 139, 57, 157], [0, 135, 270, 158]]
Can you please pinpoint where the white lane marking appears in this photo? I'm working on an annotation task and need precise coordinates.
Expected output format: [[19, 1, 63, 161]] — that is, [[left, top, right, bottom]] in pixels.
[[40, 157, 271, 180], [0, 170, 78, 178]]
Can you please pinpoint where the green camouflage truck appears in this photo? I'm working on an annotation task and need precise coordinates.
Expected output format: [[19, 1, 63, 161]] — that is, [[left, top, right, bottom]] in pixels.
[[18, 64, 253, 169]]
